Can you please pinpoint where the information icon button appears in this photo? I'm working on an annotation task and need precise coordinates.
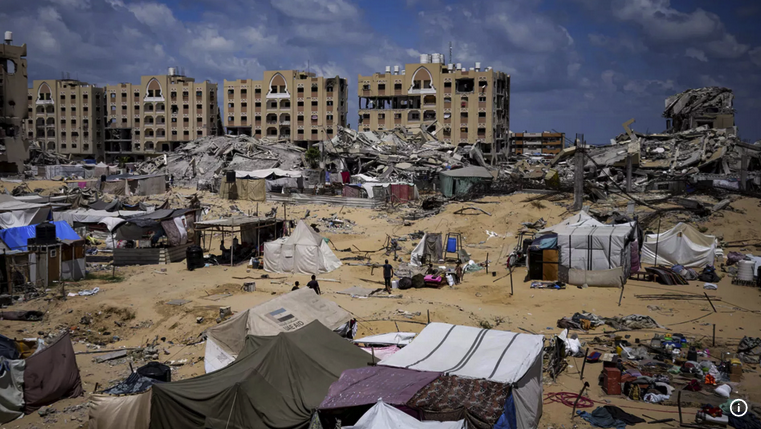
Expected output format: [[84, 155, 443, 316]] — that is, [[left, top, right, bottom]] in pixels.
[[730, 399, 748, 418]]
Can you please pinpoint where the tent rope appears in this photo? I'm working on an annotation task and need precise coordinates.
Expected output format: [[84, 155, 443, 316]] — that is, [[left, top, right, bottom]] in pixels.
[[225, 389, 238, 429]]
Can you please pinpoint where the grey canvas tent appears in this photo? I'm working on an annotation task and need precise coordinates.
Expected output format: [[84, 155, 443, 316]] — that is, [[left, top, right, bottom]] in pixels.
[[263, 220, 342, 274], [409, 233, 443, 266], [150, 321, 375, 429], [438, 166, 493, 198], [204, 288, 353, 373]]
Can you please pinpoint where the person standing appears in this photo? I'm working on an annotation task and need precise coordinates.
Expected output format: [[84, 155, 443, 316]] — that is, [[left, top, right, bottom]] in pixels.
[[307, 275, 321, 295], [291, 281, 300, 291], [382, 260, 394, 293], [455, 260, 463, 285]]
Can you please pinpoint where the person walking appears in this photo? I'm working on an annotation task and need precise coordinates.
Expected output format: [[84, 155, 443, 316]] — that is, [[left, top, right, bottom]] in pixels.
[[455, 260, 463, 285], [382, 260, 394, 293], [307, 275, 321, 295]]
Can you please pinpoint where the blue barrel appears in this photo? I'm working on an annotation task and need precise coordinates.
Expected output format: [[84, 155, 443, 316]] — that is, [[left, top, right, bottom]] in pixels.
[[446, 237, 457, 253]]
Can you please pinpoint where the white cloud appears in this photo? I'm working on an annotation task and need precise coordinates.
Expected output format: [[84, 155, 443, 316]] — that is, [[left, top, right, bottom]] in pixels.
[[49, 0, 90, 8], [705, 34, 750, 59], [611, 0, 722, 43], [270, 0, 359, 21], [127, 2, 178, 28], [685, 48, 708, 62]]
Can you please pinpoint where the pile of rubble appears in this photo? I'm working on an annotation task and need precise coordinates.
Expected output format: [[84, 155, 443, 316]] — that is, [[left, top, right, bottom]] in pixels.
[[134, 135, 305, 189], [324, 126, 483, 184]]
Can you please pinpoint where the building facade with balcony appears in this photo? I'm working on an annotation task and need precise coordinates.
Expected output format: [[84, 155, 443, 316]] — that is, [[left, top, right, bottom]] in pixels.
[[223, 70, 348, 147], [357, 55, 510, 162], [509, 132, 565, 155], [1, 33, 29, 172], [103, 68, 220, 161], [27, 79, 106, 161]]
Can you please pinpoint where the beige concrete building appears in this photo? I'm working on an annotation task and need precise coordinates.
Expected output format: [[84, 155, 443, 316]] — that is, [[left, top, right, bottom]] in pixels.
[[1, 32, 29, 173], [510, 132, 565, 155], [223, 70, 348, 147], [27, 78, 106, 160], [357, 54, 510, 161], [104, 68, 221, 161]]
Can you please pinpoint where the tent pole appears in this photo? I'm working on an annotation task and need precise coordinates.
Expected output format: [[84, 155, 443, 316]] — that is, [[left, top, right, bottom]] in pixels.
[[230, 218, 234, 267], [653, 216, 661, 267], [111, 232, 115, 279], [509, 266, 514, 296]]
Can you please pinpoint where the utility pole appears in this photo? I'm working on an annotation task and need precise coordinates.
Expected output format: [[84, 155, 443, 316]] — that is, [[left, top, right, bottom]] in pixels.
[[573, 134, 585, 211], [449, 41, 453, 64]]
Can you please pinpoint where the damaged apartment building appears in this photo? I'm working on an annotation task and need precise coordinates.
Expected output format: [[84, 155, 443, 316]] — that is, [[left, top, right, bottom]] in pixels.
[[223, 71, 348, 147], [26, 67, 223, 163], [664, 87, 735, 133], [0, 31, 28, 173], [357, 54, 510, 164]]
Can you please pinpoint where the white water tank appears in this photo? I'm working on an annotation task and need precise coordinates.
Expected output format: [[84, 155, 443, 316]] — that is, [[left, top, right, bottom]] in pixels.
[[475, 62, 481, 71], [738, 259, 755, 282], [168, 67, 177, 76], [432, 53, 443, 64], [393, 65, 400, 75], [385, 65, 391, 74], [420, 54, 430, 63], [456, 63, 462, 70], [447, 63, 454, 71], [4, 31, 12, 44], [469, 67, 475, 71]]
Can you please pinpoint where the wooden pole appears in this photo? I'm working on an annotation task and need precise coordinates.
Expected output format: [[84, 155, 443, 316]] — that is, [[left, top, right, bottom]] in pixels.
[[571, 382, 590, 418], [427, 309, 430, 324], [712, 324, 716, 347], [486, 253, 489, 274], [509, 266, 514, 296], [704, 292, 717, 313], [618, 284, 625, 306], [580, 348, 589, 380], [573, 144, 584, 211], [230, 218, 234, 267], [653, 216, 662, 267], [111, 232, 115, 279]]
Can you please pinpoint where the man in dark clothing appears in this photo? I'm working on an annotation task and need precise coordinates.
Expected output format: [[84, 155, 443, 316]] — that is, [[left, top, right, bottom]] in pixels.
[[291, 281, 300, 291], [455, 260, 463, 285], [307, 275, 321, 295], [382, 260, 394, 293]]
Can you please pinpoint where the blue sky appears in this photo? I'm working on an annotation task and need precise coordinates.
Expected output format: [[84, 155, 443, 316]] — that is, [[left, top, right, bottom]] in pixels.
[[2, 0, 760, 144]]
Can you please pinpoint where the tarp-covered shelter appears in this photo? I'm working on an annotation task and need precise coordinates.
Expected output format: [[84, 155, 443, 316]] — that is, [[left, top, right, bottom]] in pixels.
[[438, 166, 494, 198], [102, 174, 167, 196], [0, 194, 52, 229], [151, 321, 375, 429], [343, 400, 465, 429], [23, 332, 83, 413], [380, 323, 544, 429], [263, 220, 341, 274], [219, 176, 266, 202], [410, 233, 443, 266], [89, 391, 152, 429], [0, 221, 80, 251], [205, 288, 353, 373], [536, 213, 637, 287], [320, 367, 440, 410], [0, 357, 25, 423], [641, 222, 718, 268]]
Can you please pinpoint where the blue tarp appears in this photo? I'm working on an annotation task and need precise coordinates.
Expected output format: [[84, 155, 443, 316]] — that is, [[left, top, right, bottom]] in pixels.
[[0, 221, 81, 251]]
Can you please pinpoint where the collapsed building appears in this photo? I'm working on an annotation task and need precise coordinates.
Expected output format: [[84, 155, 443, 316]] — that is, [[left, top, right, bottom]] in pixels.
[[663, 87, 735, 133]]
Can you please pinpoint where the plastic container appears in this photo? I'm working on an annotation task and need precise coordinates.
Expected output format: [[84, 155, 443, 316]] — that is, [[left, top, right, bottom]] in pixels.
[[738, 259, 755, 282], [186, 245, 204, 271], [391, 280, 399, 289]]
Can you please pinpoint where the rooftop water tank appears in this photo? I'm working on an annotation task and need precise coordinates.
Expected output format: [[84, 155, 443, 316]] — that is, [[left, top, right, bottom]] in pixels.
[[35, 222, 57, 246]]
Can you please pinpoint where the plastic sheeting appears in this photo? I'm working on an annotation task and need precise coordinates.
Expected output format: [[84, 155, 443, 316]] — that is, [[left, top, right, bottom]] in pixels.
[[53, 209, 146, 225], [263, 220, 341, 274], [0, 357, 25, 424], [641, 223, 718, 268], [552, 223, 635, 273], [538, 211, 603, 234], [320, 367, 441, 410], [89, 391, 151, 429], [566, 266, 625, 288], [204, 288, 352, 373], [379, 323, 544, 385], [343, 400, 465, 429], [353, 332, 416, 346], [0, 221, 81, 251], [23, 332, 83, 413], [219, 178, 266, 201], [0, 207, 51, 229], [410, 233, 443, 266]]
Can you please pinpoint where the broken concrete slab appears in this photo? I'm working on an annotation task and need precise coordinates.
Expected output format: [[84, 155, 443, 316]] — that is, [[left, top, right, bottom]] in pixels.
[[94, 349, 128, 363]]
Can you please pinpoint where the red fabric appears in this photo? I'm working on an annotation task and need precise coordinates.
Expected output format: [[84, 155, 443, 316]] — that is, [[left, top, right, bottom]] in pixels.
[[390, 184, 413, 202], [341, 171, 350, 183]]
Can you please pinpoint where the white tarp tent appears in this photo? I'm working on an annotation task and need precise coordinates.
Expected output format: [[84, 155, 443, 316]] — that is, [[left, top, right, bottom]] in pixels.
[[343, 400, 464, 429], [641, 222, 718, 268], [379, 323, 544, 429], [353, 332, 416, 346], [553, 223, 635, 272], [204, 288, 352, 373], [538, 211, 603, 234], [263, 220, 341, 274], [0, 194, 52, 229]]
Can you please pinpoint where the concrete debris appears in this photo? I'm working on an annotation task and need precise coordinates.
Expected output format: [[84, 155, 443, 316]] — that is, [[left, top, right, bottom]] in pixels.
[[664, 87, 734, 133]]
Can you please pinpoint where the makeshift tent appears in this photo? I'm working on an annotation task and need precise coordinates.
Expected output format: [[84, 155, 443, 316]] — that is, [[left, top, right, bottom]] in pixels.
[[89, 391, 151, 429], [407, 375, 510, 429], [536, 217, 637, 287], [380, 323, 544, 429], [641, 222, 718, 268], [23, 332, 83, 413], [53, 209, 147, 226], [343, 400, 465, 429], [0, 221, 81, 251], [263, 220, 342, 274], [0, 194, 52, 229], [320, 367, 441, 410], [219, 177, 266, 202], [353, 332, 416, 346], [0, 357, 25, 424], [151, 321, 375, 429], [103, 174, 166, 196], [205, 288, 353, 373], [410, 233, 443, 266], [438, 166, 494, 198]]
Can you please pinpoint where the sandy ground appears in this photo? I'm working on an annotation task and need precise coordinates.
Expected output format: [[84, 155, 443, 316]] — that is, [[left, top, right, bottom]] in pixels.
[[1, 187, 761, 428]]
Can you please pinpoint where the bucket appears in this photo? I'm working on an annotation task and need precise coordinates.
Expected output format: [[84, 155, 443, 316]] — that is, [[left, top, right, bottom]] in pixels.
[[492, 272, 496, 277], [391, 280, 399, 289], [738, 259, 755, 282]]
